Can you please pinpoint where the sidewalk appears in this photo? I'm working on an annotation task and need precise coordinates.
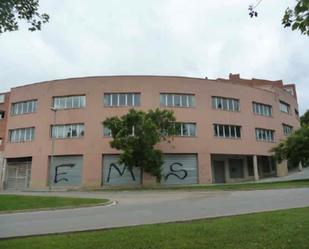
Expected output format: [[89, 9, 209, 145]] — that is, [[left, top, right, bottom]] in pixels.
[[259, 167, 309, 182]]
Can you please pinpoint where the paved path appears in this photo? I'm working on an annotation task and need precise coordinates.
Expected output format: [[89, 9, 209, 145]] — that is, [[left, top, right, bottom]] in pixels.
[[0, 188, 309, 238], [259, 167, 309, 182]]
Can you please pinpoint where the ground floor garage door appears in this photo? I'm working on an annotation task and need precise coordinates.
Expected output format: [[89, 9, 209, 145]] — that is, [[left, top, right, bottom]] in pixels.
[[102, 154, 198, 186], [161, 154, 198, 185], [6, 160, 31, 190], [102, 155, 141, 186], [50, 155, 82, 187]]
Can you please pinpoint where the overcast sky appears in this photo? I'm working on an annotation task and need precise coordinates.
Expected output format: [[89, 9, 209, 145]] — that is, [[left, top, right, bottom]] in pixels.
[[0, 0, 308, 114]]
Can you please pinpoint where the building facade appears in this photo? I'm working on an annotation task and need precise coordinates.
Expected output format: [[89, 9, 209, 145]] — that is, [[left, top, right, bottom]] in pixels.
[[0, 92, 10, 189], [0, 74, 300, 189]]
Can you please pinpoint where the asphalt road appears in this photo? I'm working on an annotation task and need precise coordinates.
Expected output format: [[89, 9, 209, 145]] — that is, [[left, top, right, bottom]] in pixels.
[[1, 188, 309, 239]]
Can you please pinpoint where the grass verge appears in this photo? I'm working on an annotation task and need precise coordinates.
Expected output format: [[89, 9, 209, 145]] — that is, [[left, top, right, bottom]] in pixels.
[[96, 179, 309, 191], [173, 179, 309, 191], [0, 207, 308, 249], [0, 195, 109, 213]]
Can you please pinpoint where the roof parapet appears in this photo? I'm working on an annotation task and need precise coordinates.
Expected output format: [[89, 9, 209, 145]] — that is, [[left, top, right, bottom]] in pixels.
[[217, 73, 296, 100], [229, 73, 240, 81]]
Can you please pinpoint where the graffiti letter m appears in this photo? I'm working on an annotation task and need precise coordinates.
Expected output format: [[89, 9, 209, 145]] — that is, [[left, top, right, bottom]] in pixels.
[[106, 163, 136, 182]]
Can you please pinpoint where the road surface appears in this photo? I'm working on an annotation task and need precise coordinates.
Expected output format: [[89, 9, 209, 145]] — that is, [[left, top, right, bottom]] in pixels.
[[0, 188, 309, 238]]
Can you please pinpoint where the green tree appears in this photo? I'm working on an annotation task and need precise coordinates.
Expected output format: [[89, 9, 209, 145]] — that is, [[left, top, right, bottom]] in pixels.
[[249, 0, 309, 36], [103, 109, 176, 181], [272, 110, 309, 167], [282, 0, 309, 35], [0, 0, 49, 34], [300, 109, 309, 126]]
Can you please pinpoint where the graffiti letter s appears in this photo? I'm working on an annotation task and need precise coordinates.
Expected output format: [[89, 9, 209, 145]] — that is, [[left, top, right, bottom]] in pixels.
[[165, 162, 188, 180]]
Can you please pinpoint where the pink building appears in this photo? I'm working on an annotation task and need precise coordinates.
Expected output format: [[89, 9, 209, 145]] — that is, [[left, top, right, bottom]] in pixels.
[[0, 74, 300, 189]]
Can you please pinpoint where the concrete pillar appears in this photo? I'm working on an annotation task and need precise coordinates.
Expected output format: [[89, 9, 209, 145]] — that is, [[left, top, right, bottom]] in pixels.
[[276, 160, 288, 177], [143, 172, 157, 186], [198, 153, 212, 184], [298, 162, 303, 172], [253, 155, 259, 181], [30, 155, 49, 189], [82, 153, 102, 188], [0, 155, 5, 190]]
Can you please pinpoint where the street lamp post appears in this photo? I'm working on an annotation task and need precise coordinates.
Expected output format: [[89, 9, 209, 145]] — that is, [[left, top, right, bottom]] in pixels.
[[49, 107, 57, 191]]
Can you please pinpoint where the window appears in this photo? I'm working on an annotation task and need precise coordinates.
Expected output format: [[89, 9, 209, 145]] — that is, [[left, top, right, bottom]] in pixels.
[[11, 100, 37, 115], [255, 128, 275, 142], [0, 111, 4, 119], [173, 123, 196, 137], [104, 93, 140, 107], [119, 94, 126, 106], [51, 124, 84, 139], [229, 159, 244, 178], [279, 101, 290, 114], [103, 126, 112, 137], [53, 95, 85, 109], [0, 94, 5, 103], [213, 124, 241, 139], [252, 102, 272, 117], [212, 96, 239, 111], [160, 93, 195, 108], [9, 127, 35, 142], [295, 109, 299, 118], [103, 125, 135, 137], [0, 138, 2, 146], [283, 124, 293, 136]]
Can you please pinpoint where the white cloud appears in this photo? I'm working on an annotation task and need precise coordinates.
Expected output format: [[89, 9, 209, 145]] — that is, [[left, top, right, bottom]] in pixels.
[[0, 0, 308, 113]]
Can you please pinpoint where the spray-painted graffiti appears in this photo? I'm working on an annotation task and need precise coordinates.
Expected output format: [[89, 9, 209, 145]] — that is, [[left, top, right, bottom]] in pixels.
[[103, 154, 197, 185], [164, 162, 188, 180], [106, 163, 136, 182], [161, 154, 197, 185], [54, 163, 75, 183]]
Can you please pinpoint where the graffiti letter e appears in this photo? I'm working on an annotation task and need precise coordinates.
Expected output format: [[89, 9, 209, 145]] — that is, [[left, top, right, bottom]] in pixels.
[[54, 164, 75, 183]]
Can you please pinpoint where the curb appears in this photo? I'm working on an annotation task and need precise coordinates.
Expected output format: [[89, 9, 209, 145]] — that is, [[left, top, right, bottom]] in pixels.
[[0, 200, 116, 215]]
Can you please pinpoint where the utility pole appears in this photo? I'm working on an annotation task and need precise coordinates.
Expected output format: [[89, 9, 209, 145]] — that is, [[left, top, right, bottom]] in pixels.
[[49, 107, 57, 191]]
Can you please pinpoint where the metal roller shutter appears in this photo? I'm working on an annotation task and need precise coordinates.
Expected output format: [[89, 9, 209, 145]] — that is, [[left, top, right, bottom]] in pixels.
[[103, 155, 141, 186], [50, 156, 82, 186], [161, 154, 198, 185], [6, 162, 31, 190]]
